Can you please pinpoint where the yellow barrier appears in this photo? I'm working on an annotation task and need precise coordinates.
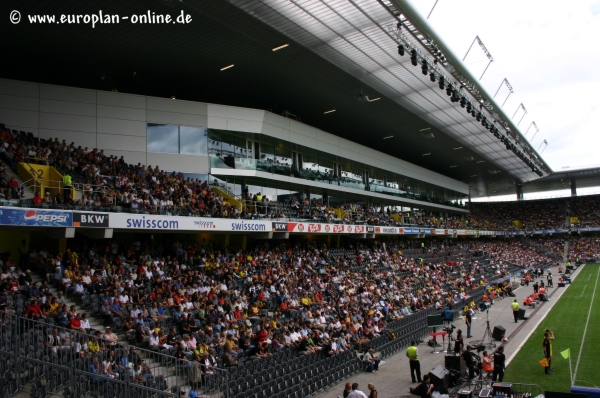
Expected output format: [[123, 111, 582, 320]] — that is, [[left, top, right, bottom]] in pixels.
[[17, 162, 74, 199], [512, 220, 523, 229]]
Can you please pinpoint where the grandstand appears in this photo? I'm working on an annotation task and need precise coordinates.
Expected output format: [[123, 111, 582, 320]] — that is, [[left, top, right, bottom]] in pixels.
[[1, 1, 600, 398]]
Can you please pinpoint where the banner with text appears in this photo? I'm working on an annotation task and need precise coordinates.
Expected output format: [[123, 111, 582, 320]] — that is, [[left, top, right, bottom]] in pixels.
[[0, 208, 72, 227]]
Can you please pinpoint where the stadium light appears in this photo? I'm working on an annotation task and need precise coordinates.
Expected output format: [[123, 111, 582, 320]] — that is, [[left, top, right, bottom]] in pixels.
[[438, 76, 445, 90], [421, 60, 428, 75], [429, 73, 436, 82], [410, 49, 418, 66], [398, 45, 405, 56]]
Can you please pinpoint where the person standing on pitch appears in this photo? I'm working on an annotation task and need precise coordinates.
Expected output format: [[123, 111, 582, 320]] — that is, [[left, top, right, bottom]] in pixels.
[[543, 330, 554, 374], [511, 299, 519, 323], [406, 341, 422, 383]]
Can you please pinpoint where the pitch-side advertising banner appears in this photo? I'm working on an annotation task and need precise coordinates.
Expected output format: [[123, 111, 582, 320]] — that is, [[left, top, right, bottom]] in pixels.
[[109, 213, 271, 232], [0, 208, 72, 227]]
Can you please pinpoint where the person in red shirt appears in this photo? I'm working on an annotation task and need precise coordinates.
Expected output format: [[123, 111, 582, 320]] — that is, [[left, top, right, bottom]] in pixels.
[[26, 299, 45, 320], [32, 192, 43, 205], [257, 327, 268, 344], [8, 176, 19, 198], [70, 313, 84, 331]]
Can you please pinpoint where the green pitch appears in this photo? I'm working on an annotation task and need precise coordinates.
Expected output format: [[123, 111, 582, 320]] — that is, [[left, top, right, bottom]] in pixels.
[[504, 264, 600, 392]]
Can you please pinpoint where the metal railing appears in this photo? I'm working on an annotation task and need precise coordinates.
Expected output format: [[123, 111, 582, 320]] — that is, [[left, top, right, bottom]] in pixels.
[[0, 310, 229, 398], [19, 177, 116, 208], [510, 382, 543, 398]]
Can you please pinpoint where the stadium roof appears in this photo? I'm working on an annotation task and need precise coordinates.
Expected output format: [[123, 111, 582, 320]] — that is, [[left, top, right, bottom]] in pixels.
[[1, 0, 553, 198]]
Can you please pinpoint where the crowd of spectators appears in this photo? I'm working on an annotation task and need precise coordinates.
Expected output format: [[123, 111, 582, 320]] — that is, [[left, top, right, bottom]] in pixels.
[[466, 241, 555, 270], [469, 195, 600, 231], [1, 236, 555, 378]]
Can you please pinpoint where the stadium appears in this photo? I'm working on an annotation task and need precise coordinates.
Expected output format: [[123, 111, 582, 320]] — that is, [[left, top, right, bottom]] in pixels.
[[0, 1, 598, 398]]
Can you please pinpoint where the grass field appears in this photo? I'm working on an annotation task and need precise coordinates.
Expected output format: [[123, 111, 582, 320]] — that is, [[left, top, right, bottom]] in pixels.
[[504, 264, 600, 392]]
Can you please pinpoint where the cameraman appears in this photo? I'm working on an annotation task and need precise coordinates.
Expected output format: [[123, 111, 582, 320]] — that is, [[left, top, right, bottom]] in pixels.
[[461, 345, 477, 380]]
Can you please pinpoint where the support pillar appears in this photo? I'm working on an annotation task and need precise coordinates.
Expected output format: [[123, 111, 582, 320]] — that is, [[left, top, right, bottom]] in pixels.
[[516, 184, 524, 201], [570, 178, 577, 197]]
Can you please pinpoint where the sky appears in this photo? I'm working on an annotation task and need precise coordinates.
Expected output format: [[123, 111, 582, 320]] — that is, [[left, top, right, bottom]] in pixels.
[[406, 0, 600, 173]]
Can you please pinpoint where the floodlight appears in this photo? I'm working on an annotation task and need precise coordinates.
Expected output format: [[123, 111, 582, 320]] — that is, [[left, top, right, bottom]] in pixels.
[[410, 49, 418, 66]]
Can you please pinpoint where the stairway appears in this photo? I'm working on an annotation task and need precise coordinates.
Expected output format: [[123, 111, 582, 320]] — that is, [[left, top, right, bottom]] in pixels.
[[3, 165, 35, 200], [25, 270, 198, 397]]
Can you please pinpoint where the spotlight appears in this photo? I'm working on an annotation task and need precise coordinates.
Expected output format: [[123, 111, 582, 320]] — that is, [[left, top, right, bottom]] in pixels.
[[438, 76, 445, 90], [476, 112, 482, 122], [410, 49, 418, 66], [460, 97, 466, 108], [421, 60, 428, 75], [466, 102, 472, 112], [446, 84, 452, 97], [398, 45, 405, 56], [429, 73, 436, 82]]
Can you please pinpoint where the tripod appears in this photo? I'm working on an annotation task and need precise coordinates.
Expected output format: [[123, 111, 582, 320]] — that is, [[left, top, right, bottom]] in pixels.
[[481, 307, 496, 349], [469, 355, 490, 393], [446, 328, 454, 353]]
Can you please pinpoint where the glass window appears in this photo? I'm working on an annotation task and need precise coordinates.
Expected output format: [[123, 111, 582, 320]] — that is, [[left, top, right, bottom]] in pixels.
[[180, 126, 208, 155], [208, 130, 222, 156], [148, 124, 179, 153]]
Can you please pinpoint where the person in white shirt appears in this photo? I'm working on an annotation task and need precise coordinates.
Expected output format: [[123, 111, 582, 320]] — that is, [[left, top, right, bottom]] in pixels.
[[347, 383, 368, 398], [130, 305, 142, 319], [119, 293, 130, 305], [80, 313, 91, 332], [149, 331, 160, 350]]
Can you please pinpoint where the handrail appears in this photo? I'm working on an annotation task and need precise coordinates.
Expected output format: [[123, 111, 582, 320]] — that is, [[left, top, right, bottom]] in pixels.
[[20, 177, 116, 207]]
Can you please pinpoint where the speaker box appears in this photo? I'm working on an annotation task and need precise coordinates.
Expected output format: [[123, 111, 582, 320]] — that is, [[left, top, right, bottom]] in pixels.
[[492, 326, 506, 341], [558, 282, 565, 287], [428, 314, 443, 327], [492, 382, 512, 396], [518, 309, 527, 320], [445, 354, 466, 376], [429, 365, 450, 390]]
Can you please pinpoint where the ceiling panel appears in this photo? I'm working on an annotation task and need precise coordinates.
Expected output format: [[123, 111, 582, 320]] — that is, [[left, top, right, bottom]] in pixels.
[[0, 0, 551, 198]]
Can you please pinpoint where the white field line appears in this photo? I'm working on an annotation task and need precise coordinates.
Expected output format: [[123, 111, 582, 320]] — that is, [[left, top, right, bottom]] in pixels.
[[579, 285, 587, 298], [573, 266, 600, 382], [506, 265, 583, 366]]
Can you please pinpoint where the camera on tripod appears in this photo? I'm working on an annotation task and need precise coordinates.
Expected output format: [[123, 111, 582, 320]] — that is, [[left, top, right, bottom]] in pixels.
[[443, 324, 456, 334]]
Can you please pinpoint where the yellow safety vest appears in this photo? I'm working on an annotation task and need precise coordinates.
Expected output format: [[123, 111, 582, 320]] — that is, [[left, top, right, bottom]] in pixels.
[[63, 175, 72, 187], [407, 346, 419, 361]]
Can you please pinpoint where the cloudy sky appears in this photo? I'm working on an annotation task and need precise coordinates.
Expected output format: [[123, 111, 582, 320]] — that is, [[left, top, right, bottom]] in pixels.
[[406, 0, 600, 173]]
